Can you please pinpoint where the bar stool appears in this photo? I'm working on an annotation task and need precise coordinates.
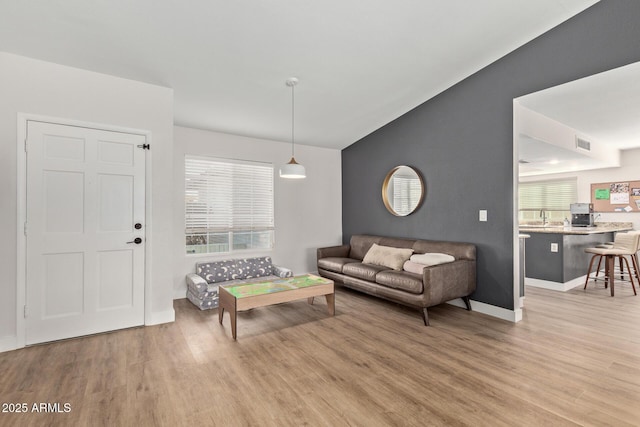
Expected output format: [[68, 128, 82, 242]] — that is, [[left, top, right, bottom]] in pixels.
[[584, 232, 640, 296], [593, 231, 640, 282]]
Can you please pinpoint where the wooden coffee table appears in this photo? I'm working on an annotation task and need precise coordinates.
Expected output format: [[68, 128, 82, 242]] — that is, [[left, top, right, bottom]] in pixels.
[[218, 274, 335, 340]]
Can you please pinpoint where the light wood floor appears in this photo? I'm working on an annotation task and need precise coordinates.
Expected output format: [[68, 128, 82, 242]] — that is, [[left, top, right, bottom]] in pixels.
[[1, 282, 640, 426]]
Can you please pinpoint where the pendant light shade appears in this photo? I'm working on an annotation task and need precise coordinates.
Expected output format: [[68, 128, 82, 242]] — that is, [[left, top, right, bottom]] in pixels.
[[279, 156, 306, 179], [280, 77, 306, 179]]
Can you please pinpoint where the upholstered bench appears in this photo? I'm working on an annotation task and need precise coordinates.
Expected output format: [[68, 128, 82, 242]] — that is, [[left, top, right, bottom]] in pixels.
[[186, 256, 293, 310]]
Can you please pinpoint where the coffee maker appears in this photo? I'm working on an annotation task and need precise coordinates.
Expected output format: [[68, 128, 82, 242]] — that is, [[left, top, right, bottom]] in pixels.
[[570, 203, 594, 227]]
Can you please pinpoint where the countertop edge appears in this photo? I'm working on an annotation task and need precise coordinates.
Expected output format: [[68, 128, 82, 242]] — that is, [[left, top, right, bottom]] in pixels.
[[518, 225, 633, 235]]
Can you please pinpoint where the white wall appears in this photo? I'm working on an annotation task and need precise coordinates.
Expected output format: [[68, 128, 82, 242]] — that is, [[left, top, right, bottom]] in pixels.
[[520, 147, 640, 230], [173, 126, 342, 299], [0, 52, 175, 351]]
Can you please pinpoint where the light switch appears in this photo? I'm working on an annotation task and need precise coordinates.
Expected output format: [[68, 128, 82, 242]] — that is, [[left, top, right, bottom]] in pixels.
[[551, 243, 559, 252], [479, 210, 487, 222]]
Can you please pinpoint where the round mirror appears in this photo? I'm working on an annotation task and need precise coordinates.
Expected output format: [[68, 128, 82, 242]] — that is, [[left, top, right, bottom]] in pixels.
[[382, 166, 425, 216]]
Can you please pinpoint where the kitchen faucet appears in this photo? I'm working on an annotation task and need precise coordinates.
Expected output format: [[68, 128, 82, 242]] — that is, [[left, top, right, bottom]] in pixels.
[[540, 209, 547, 226]]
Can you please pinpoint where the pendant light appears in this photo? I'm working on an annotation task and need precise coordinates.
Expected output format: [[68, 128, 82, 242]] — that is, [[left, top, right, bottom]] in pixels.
[[279, 77, 306, 179]]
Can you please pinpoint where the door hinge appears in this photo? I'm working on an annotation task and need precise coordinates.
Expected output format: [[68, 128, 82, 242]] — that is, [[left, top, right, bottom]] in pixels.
[[24, 305, 28, 318], [24, 139, 28, 152], [137, 143, 150, 150], [23, 221, 27, 236]]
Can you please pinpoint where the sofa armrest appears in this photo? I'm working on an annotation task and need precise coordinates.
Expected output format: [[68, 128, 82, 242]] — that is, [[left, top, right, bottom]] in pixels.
[[422, 260, 476, 306], [317, 244, 350, 260], [273, 265, 293, 278], [186, 273, 209, 293]]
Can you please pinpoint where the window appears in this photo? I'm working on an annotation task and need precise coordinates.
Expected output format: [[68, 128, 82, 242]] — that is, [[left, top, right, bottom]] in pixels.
[[518, 178, 577, 223], [185, 156, 274, 254]]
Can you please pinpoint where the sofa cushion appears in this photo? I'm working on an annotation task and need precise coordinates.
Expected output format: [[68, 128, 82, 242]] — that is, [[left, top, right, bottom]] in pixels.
[[196, 256, 273, 283], [410, 253, 455, 267], [403, 260, 426, 274], [412, 240, 475, 261], [362, 243, 414, 271], [376, 270, 424, 294], [317, 257, 359, 273], [349, 235, 383, 260], [187, 288, 219, 310], [379, 237, 415, 250], [343, 262, 390, 281]]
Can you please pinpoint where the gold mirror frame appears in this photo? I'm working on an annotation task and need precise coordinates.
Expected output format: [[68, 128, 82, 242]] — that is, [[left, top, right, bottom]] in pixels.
[[382, 166, 425, 216]]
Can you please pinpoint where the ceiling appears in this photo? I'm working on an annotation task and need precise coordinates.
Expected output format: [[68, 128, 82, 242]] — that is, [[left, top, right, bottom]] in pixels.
[[0, 0, 598, 149], [517, 60, 640, 175]]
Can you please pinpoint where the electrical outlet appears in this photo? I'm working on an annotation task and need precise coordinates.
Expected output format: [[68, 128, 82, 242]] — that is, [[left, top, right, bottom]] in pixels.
[[479, 210, 487, 222], [550, 243, 559, 253]]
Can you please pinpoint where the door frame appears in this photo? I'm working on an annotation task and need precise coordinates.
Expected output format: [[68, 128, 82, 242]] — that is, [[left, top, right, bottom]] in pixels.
[[16, 113, 153, 349]]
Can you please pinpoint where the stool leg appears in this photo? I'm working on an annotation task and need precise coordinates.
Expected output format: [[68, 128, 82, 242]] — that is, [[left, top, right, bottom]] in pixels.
[[595, 255, 603, 278], [584, 254, 599, 290], [607, 255, 614, 296], [621, 256, 637, 296]]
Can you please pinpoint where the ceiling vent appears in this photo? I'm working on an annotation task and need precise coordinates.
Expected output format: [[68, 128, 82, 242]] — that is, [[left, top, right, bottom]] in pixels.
[[575, 136, 591, 152]]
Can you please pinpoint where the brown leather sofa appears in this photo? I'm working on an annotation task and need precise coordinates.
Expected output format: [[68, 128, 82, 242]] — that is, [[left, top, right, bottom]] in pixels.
[[317, 234, 476, 325]]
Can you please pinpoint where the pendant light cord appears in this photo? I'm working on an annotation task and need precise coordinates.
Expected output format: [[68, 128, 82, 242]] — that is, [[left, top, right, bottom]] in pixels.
[[291, 82, 295, 158]]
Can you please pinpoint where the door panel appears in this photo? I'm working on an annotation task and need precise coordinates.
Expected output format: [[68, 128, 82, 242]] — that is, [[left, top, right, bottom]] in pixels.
[[98, 174, 133, 232], [98, 140, 134, 165], [44, 133, 85, 161], [97, 249, 134, 310], [26, 121, 146, 345], [43, 170, 85, 233], [43, 252, 84, 318]]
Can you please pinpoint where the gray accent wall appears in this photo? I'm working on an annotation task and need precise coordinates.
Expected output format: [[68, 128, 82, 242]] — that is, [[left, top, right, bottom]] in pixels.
[[342, 1, 640, 310]]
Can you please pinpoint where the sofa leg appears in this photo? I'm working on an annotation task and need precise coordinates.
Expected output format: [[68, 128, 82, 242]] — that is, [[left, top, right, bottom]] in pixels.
[[421, 308, 430, 326], [462, 296, 472, 311]]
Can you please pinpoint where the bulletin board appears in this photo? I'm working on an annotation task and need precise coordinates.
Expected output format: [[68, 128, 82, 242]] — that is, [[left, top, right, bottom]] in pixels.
[[591, 180, 640, 212]]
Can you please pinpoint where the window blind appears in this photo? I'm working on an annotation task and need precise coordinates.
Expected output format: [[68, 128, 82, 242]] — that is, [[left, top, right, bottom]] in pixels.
[[518, 178, 577, 211], [185, 156, 274, 235]]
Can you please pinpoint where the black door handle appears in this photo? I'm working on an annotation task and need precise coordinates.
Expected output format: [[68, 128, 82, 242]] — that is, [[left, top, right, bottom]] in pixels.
[[127, 237, 143, 244]]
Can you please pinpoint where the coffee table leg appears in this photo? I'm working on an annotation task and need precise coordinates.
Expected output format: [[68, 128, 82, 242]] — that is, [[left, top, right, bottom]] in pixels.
[[219, 288, 238, 339], [230, 309, 237, 340], [325, 293, 335, 316], [307, 297, 314, 305]]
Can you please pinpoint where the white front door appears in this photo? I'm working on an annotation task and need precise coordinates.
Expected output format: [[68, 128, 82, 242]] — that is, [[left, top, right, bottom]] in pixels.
[[25, 121, 146, 345]]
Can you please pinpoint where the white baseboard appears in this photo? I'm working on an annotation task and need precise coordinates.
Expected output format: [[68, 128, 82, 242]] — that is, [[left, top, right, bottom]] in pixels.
[[0, 335, 18, 354], [447, 299, 522, 323], [1, 312, 176, 354], [145, 308, 175, 326], [525, 276, 585, 292]]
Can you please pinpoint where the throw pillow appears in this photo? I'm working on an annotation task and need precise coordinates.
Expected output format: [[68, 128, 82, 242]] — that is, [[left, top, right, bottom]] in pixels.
[[410, 253, 455, 267], [403, 260, 427, 274], [362, 243, 414, 270]]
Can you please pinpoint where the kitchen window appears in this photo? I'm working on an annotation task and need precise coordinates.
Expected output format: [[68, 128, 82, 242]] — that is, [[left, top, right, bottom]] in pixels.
[[185, 156, 274, 254], [518, 178, 577, 224]]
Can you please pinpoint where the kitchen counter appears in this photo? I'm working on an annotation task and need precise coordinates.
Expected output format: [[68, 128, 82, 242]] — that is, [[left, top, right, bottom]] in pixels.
[[519, 222, 634, 291], [519, 222, 633, 235]]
